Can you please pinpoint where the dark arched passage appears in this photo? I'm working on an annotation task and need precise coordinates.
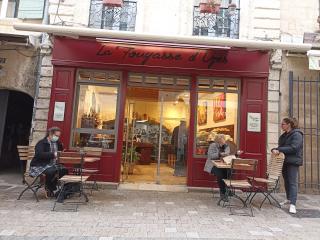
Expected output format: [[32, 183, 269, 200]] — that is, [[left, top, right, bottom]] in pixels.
[[0, 90, 33, 172]]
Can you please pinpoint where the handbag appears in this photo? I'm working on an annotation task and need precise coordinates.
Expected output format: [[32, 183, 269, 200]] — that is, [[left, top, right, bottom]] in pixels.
[[204, 158, 214, 173]]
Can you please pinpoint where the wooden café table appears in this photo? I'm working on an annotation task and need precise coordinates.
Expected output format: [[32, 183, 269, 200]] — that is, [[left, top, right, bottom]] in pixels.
[[212, 160, 231, 169]]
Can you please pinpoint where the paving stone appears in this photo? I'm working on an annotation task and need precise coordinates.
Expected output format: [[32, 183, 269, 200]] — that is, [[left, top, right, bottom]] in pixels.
[[268, 227, 283, 232], [0, 230, 15, 236], [186, 232, 199, 238], [249, 230, 273, 236], [164, 227, 177, 233]]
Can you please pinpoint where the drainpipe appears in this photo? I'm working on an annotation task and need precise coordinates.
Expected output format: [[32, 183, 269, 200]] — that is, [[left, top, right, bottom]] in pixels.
[[30, 0, 50, 144], [318, 0, 320, 31]]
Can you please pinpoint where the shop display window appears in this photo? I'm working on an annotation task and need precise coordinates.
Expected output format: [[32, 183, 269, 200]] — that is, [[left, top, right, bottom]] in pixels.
[[195, 78, 239, 157], [71, 70, 120, 151]]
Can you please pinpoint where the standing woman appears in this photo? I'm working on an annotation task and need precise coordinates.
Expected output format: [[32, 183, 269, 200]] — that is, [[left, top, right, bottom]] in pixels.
[[272, 117, 303, 214]]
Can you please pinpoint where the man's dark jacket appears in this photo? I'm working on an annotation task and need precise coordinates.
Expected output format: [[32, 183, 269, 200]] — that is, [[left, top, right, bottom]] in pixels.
[[276, 129, 303, 166], [30, 137, 63, 167]]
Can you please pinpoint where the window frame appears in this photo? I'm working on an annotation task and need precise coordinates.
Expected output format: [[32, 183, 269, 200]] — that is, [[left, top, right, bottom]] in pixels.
[[70, 69, 122, 152], [88, 0, 137, 32], [192, 3, 240, 39], [194, 77, 241, 158]]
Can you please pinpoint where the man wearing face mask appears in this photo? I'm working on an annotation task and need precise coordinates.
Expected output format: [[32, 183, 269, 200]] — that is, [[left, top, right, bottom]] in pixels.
[[29, 127, 68, 197]]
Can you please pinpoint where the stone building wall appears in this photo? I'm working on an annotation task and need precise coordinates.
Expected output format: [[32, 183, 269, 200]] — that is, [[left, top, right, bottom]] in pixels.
[[0, 47, 38, 98], [30, 0, 78, 145]]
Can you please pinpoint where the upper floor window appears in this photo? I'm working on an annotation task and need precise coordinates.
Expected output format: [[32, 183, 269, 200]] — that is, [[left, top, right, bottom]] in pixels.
[[0, 0, 45, 19], [89, 0, 137, 31], [193, 0, 240, 39]]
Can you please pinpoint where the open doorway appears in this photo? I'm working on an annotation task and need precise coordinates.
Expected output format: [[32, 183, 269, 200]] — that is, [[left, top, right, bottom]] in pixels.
[[122, 84, 190, 185], [0, 90, 33, 175]]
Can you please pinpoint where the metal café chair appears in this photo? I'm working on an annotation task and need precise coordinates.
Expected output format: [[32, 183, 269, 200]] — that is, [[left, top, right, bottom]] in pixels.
[[223, 158, 258, 217], [82, 147, 103, 193], [17, 145, 46, 202], [52, 150, 89, 211], [247, 153, 285, 209]]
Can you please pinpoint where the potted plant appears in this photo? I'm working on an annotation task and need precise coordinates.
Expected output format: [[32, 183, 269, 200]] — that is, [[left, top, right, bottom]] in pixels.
[[122, 146, 140, 175], [102, 0, 123, 7], [200, 0, 213, 14], [228, 2, 237, 15], [212, 0, 221, 14], [199, 0, 221, 14]]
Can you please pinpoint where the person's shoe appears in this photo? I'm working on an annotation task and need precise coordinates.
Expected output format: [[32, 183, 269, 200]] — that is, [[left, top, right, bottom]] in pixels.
[[289, 204, 297, 214], [45, 189, 54, 198], [280, 199, 290, 206], [219, 194, 229, 202]]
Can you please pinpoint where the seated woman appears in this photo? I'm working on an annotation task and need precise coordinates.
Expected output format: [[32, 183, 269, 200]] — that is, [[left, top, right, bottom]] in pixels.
[[29, 127, 68, 197], [203, 134, 231, 201]]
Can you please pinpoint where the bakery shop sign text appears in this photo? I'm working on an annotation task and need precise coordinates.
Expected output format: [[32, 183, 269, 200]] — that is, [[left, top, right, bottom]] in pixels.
[[96, 44, 228, 69]]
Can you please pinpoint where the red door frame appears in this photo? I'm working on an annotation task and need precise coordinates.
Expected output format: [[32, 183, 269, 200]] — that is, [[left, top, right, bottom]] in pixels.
[[48, 37, 270, 187]]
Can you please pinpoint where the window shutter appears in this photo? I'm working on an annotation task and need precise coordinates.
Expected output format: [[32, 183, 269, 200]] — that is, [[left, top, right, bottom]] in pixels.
[[17, 0, 45, 19]]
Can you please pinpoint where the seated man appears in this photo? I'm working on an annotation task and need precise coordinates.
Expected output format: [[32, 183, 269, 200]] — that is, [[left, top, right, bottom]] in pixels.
[[203, 134, 231, 201], [29, 127, 68, 197]]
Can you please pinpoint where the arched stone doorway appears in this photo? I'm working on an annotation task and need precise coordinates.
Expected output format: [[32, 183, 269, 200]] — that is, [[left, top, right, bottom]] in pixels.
[[0, 90, 33, 174]]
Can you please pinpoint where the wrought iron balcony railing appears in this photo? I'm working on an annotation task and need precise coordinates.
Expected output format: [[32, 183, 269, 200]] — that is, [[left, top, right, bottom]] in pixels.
[[89, 0, 137, 31], [193, 6, 240, 39]]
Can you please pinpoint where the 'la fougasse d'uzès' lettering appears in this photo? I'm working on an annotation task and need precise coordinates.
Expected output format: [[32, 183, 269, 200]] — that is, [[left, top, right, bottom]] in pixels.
[[96, 44, 228, 69]]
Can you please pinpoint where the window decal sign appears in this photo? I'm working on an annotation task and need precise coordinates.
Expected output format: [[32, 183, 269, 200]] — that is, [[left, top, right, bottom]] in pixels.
[[247, 112, 261, 132], [53, 101, 66, 122]]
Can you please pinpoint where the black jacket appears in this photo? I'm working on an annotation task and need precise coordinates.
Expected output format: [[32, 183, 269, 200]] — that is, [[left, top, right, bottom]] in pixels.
[[30, 137, 63, 167], [276, 129, 303, 166]]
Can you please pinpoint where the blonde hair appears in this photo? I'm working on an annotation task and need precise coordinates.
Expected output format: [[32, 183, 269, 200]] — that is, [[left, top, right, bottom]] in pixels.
[[215, 134, 225, 142]]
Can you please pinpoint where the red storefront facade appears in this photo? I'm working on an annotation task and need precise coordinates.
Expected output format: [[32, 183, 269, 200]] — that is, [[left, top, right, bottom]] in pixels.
[[47, 36, 269, 188]]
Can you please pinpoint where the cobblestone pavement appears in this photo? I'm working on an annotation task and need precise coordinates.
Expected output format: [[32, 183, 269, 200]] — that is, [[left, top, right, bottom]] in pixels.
[[1, 177, 320, 240]]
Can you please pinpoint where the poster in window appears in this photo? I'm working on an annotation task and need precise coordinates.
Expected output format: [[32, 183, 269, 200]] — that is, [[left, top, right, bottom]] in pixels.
[[197, 101, 208, 126], [213, 93, 226, 122], [53, 102, 65, 122]]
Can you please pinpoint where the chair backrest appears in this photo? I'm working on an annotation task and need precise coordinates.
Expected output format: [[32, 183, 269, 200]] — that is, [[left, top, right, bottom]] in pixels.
[[231, 158, 258, 171], [266, 153, 285, 190], [58, 151, 84, 165], [17, 146, 35, 162], [267, 153, 285, 179], [230, 158, 258, 182], [83, 147, 103, 157]]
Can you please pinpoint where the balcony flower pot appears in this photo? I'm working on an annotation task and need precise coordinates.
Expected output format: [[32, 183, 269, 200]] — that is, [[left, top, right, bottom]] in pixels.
[[200, 3, 213, 14], [212, 3, 221, 14], [102, 0, 123, 7], [228, 3, 237, 15]]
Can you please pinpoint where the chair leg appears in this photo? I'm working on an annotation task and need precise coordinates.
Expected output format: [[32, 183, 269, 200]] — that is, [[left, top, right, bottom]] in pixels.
[[90, 180, 98, 195], [17, 186, 31, 200], [249, 202, 254, 217], [244, 192, 253, 205], [82, 191, 89, 202], [249, 192, 258, 204], [80, 183, 89, 202], [268, 193, 282, 208], [259, 193, 269, 209], [31, 187, 40, 202], [17, 175, 41, 201], [53, 182, 65, 211]]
